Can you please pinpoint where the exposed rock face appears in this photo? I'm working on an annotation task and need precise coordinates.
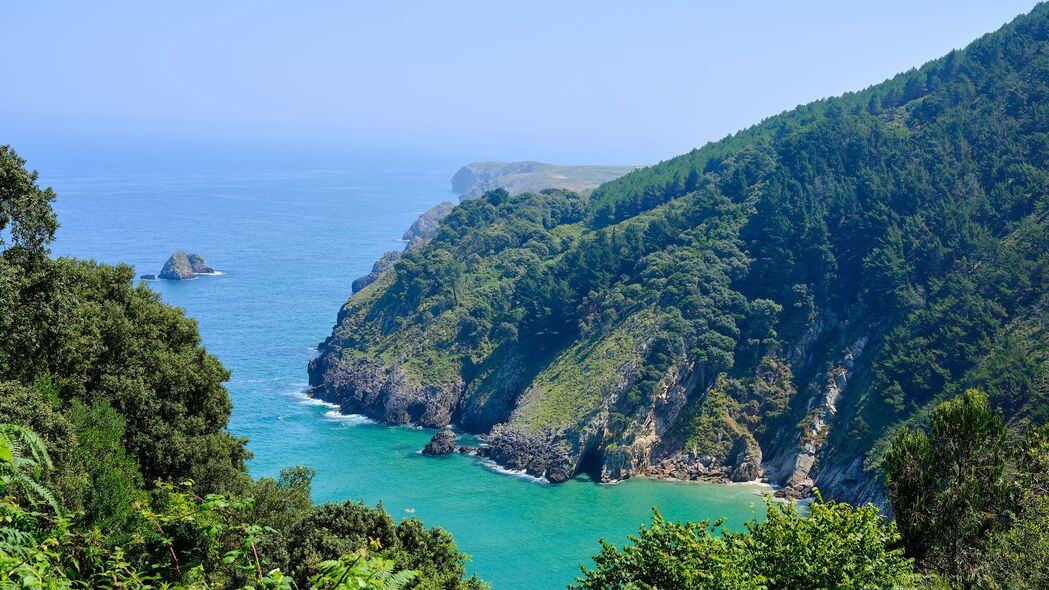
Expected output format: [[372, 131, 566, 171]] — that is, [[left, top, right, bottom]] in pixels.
[[451, 161, 639, 200], [158, 251, 214, 280], [307, 353, 462, 429], [422, 429, 457, 456], [187, 253, 214, 274], [352, 251, 401, 294], [159, 252, 195, 280], [403, 201, 455, 251], [730, 438, 763, 482], [477, 424, 573, 482], [765, 335, 869, 499]]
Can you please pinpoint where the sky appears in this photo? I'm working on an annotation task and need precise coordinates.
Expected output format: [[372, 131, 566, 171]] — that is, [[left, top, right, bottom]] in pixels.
[[2, 1, 1041, 169]]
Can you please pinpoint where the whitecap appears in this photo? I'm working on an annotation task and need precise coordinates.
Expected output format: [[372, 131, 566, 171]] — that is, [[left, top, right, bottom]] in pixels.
[[323, 410, 374, 426], [476, 458, 549, 484], [298, 396, 340, 410]]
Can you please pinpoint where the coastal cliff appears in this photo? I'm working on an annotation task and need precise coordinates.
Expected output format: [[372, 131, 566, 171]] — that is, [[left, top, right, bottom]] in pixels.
[[452, 161, 638, 201], [310, 11, 1049, 507]]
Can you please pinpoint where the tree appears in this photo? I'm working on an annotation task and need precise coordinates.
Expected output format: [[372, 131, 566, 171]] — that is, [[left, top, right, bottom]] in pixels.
[[0, 145, 58, 257], [573, 495, 919, 590], [883, 390, 1014, 584]]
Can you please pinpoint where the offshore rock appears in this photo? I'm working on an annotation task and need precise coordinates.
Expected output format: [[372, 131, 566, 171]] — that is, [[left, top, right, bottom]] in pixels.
[[159, 251, 195, 280], [159, 251, 214, 280], [422, 429, 457, 456]]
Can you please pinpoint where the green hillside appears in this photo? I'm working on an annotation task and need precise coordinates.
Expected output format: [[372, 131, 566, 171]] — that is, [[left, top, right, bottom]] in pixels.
[[311, 4, 1049, 505]]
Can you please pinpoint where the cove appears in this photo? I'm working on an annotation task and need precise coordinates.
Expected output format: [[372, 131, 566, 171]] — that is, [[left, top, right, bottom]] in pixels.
[[46, 159, 769, 589]]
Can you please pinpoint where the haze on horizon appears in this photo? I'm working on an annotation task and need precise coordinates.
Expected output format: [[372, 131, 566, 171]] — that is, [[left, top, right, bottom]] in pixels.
[[3, 1, 1039, 169]]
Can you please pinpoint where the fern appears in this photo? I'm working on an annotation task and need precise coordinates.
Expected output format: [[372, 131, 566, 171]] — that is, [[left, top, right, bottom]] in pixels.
[[0, 423, 61, 515]]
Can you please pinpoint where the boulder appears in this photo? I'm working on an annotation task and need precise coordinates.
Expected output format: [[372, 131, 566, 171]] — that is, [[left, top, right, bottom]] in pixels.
[[422, 429, 457, 456]]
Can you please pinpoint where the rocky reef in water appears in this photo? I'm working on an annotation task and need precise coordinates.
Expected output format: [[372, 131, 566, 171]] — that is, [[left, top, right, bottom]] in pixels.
[[422, 429, 457, 456]]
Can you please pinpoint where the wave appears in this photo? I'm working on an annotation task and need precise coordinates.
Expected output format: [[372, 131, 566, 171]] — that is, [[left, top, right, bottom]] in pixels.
[[475, 457, 549, 484], [297, 395, 340, 410], [323, 410, 374, 426]]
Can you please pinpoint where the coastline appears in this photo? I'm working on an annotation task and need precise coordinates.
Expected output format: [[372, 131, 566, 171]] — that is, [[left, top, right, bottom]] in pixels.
[[305, 392, 789, 497]]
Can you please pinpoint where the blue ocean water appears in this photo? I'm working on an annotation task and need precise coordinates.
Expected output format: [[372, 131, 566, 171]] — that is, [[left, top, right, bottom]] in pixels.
[[44, 160, 767, 589]]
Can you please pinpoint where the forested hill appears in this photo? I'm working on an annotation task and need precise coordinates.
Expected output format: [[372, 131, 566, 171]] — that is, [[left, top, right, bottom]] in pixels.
[[310, 5, 1049, 505]]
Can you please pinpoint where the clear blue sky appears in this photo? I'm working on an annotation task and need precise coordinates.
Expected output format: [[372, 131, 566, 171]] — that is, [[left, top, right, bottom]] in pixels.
[[2, 1, 1040, 168]]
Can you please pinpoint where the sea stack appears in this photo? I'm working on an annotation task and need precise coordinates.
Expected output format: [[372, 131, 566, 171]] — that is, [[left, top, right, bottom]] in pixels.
[[158, 251, 215, 280]]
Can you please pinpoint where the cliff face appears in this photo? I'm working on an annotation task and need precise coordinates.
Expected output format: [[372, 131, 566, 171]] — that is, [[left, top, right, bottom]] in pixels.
[[403, 202, 456, 250], [352, 251, 401, 294], [310, 7, 1049, 506]]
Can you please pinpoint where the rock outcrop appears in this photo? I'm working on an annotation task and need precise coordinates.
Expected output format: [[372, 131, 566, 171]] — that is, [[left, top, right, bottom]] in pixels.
[[422, 429, 457, 455], [307, 354, 462, 429], [352, 251, 401, 294], [403, 202, 455, 251], [158, 251, 215, 280], [187, 253, 214, 274], [476, 425, 573, 482]]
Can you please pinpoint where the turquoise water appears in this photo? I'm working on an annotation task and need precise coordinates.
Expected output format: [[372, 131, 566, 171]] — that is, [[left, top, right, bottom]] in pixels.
[[45, 161, 767, 589]]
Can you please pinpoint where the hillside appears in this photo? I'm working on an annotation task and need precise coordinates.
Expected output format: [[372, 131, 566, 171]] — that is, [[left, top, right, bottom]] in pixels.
[[452, 161, 639, 200], [310, 6, 1049, 506]]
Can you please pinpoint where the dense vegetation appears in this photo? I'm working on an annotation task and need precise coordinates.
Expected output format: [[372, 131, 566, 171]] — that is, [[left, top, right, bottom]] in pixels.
[[312, 3, 1049, 502], [0, 146, 486, 588], [574, 498, 919, 590]]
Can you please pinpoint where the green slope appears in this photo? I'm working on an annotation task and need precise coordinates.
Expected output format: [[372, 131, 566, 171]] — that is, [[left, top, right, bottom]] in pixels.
[[311, 5, 1049, 502]]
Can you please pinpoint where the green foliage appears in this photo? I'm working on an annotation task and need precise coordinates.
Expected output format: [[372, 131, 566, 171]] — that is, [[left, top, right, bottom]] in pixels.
[[884, 390, 1014, 582], [884, 392, 1049, 588], [0, 144, 58, 258], [312, 549, 418, 590], [978, 495, 1049, 590], [573, 495, 919, 590], [287, 499, 486, 590], [0, 443, 460, 590], [0, 422, 59, 515]]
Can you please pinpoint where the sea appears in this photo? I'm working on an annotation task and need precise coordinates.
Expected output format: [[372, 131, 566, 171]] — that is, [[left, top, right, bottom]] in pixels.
[[43, 156, 767, 589]]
